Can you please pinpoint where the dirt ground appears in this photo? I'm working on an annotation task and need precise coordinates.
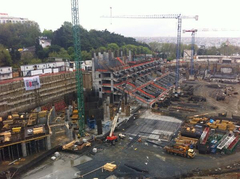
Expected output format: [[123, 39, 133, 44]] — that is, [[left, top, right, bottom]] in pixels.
[[192, 81, 240, 117]]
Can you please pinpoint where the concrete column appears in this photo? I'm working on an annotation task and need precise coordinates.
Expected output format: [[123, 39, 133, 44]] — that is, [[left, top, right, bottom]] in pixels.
[[129, 50, 132, 61], [111, 73, 114, 92], [103, 52, 107, 60], [67, 127, 73, 141], [106, 104, 110, 121], [92, 57, 95, 83], [125, 93, 128, 105], [65, 109, 70, 121], [121, 100, 125, 112], [21, 142, 27, 157], [126, 105, 130, 117], [46, 136, 51, 150], [103, 101, 110, 121], [107, 96, 110, 105]]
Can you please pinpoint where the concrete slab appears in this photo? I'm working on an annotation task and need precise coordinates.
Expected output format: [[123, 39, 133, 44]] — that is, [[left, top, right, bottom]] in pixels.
[[21, 153, 92, 179], [124, 111, 182, 141]]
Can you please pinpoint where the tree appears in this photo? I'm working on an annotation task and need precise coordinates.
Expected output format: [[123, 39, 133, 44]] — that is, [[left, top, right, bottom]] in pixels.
[[49, 48, 70, 59], [81, 51, 91, 61], [52, 22, 73, 50], [149, 42, 162, 52], [67, 46, 75, 60], [0, 45, 12, 66], [42, 29, 53, 39], [20, 52, 34, 65], [0, 22, 40, 49], [107, 43, 119, 51], [97, 46, 107, 53], [141, 46, 152, 54], [28, 58, 42, 64]]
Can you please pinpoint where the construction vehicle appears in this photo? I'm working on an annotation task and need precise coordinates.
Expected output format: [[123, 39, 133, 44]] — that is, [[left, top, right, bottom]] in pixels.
[[106, 83, 127, 144], [164, 144, 196, 158], [106, 107, 121, 145]]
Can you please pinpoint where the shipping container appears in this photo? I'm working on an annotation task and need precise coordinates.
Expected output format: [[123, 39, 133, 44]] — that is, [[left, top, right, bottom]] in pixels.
[[53, 68, 59, 73], [31, 70, 42, 76], [43, 68, 52, 74]]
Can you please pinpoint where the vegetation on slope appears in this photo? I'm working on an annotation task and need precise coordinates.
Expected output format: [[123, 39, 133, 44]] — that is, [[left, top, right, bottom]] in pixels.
[[0, 21, 151, 67]]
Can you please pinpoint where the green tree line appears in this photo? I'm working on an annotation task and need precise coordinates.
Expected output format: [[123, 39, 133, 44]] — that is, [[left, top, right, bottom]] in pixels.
[[149, 42, 240, 61], [0, 21, 151, 67]]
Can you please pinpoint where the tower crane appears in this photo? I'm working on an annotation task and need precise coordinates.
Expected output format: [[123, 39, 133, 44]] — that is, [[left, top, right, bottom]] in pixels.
[[102, 14, 198, 88], [183, 29, 197, 80], [71, 0, 85, 136]]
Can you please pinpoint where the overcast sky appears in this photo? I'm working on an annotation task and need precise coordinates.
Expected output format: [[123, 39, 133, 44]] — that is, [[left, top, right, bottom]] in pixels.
[[1, 0, 240, 38]]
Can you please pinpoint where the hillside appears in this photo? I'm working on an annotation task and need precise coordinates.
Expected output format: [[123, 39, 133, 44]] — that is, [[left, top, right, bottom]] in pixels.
[[0, 21, 151, 67]]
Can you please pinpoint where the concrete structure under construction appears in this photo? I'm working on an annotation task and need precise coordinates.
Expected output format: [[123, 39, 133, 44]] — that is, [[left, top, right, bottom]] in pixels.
[[0, 69, 93, 168], [92, 52, 176, 107], [0, 71, 92, 118]]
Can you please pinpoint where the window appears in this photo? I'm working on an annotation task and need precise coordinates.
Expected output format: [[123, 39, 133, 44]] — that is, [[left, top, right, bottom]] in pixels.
[[99, 88, 102, 92], [8, 68, 10, 71], [99, 74, 101, 78], [99, 81, 102, 84], [26, 67, 28, 69]]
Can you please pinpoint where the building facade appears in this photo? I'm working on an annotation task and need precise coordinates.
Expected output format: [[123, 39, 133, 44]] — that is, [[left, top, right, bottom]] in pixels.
[[0, 13, 31, 24], [0, 67, 12, 80]]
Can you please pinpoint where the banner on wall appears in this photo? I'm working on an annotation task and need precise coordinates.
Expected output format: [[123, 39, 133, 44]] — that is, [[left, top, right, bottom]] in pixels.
[[23, 76, 41, 91]]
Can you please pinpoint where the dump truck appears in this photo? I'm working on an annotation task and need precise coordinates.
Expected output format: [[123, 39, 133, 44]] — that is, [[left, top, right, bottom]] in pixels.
[[164, 144, 196, 158]]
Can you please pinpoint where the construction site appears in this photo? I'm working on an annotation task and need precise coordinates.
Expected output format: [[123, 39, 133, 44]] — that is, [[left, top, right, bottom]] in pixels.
[[1, 1, 240, 179], [1, 47, 240, 178]]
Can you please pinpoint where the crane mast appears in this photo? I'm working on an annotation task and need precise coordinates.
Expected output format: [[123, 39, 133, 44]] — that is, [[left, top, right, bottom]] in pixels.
[[183, 29, 197, 77], [71, 0, 85, 136], [102, 14, 198, 88], [176, 16, 182, 87]]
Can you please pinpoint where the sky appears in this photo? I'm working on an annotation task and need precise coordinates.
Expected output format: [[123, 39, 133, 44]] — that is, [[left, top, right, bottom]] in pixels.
[[1, 0, 240, 38]]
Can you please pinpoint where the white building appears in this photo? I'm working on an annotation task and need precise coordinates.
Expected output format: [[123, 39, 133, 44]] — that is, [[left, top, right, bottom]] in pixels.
[[82, 60, 92, 71], [67, 60, 92, 72], [0, 13, 30, 24], [39, 36, 51, 48], [0, 67, 12, 80]]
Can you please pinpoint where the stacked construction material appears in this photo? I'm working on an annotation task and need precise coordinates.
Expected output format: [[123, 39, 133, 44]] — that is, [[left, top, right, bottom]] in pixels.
[[175, 134, 198, 146], [206, 120, 235, 131], [103, 163, 117, 172], [189, 117, 208, 125]]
